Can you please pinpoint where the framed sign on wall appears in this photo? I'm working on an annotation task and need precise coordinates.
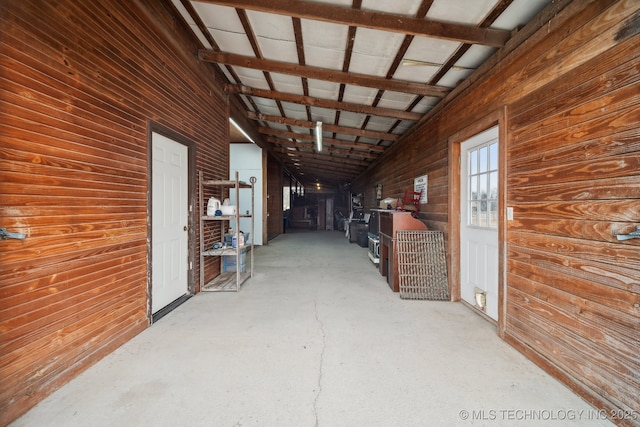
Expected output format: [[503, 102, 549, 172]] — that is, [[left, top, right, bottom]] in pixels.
[[414, 175, 428, 203]]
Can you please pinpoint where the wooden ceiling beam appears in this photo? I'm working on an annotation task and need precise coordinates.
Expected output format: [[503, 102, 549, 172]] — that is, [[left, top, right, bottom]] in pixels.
[[226, 85, 422, 122], [287, 165, 357, 180], [196, 0, 510, 47], [285, 163, 364, 179], [273, 147, 370, 168], [247, 112, 398, 141], [258, 127, 386, 152], [265, 136, 378, 159], [287, 167, 360, 183], [277, 158, 367, 176], [199, 50, 450, 98]]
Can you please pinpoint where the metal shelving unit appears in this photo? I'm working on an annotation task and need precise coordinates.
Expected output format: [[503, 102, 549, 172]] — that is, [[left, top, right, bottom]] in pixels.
[[199, 170, 255, 292]]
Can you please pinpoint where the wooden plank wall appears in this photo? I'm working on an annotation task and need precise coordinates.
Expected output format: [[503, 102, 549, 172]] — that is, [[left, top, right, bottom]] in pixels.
[[353, 1, 639, 425], [504, 2, 640, 421], [0, 0, 230, 424], [266, 153, 284, 238]]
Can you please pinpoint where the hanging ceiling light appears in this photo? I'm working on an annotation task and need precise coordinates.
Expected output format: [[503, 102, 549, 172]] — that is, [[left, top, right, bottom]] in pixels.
[[315, 121, 322, 152]]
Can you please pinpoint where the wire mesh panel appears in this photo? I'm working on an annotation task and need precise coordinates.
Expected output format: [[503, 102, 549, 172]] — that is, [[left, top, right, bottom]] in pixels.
[[396, 230, 449, 300]]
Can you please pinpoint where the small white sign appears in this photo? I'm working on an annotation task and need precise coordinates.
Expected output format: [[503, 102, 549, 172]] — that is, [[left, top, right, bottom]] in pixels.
[[414, 175, 428, 203]]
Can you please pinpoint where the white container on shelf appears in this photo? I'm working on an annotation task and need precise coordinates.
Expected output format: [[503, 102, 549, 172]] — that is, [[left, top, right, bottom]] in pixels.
[[220, 205, 235, 215], [207, 197, 221, 215]]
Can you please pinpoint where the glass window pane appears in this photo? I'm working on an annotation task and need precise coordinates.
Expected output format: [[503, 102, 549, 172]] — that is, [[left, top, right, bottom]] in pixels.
[[470, 175, 478, 200], [470, 201, 478, 225], [480, 199, 488, 226], [479, 146, 488, 173], [479, 173, 487, 201], [470, 150, 478, 174], [489, 171, 498, 199], [490, 142, 498, 170]]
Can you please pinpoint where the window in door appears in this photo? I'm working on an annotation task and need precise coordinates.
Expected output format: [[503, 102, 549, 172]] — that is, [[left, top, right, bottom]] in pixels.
[[467, 141, 498, 229]]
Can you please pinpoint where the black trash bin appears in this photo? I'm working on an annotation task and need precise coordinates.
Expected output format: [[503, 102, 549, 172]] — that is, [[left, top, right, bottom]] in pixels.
[[356, 230, 368, 248]]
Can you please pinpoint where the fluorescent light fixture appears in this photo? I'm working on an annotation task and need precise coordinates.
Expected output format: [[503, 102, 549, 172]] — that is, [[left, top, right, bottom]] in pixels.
[[229, 118, 254, 143], [315, 121, 322, 152]]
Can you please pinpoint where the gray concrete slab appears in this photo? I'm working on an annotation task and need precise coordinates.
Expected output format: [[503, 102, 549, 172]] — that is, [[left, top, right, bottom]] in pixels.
[[11, 230, 615, 427]]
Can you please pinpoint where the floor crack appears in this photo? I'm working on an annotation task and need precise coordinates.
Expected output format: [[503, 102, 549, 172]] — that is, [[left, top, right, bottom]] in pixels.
[[313, 295, 326, 427]]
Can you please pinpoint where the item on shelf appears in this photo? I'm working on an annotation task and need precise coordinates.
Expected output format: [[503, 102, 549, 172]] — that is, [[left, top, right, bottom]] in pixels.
[[380, 197, 395, 209], [207, 197, 221, 215], [222, 249, 248, 273], [231, 230, 246, 248], [221, 205, 235, 215]]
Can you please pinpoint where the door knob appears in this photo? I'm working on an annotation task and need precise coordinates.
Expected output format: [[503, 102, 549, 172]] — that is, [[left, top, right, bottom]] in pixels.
[[184, 226, 189, 231]]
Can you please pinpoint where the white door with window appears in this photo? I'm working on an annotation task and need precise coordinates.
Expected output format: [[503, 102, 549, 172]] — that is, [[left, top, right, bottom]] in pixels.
[[460, 126, 499, 320], [151, 132, 188, 314]]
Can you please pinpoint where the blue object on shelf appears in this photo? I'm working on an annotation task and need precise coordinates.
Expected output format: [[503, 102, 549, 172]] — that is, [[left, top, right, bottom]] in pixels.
[[222, 251, 247, 272]]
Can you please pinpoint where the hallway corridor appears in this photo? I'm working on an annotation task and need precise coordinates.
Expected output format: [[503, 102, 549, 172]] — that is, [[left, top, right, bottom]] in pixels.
[[12, 231, 614, 427]]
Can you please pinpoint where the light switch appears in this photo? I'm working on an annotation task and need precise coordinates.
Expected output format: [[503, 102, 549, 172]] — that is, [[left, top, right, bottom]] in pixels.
[[507, 207, 514, 221]]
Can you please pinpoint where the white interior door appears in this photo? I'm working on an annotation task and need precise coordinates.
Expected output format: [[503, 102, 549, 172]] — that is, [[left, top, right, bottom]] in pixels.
[[460, 126, 499, 320], [152, 132, 188, 314]]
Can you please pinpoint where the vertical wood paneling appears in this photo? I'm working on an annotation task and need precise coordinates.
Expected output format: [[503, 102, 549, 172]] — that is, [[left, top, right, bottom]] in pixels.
[[354, 2, 640, 424], [0, 0, 230, 424]]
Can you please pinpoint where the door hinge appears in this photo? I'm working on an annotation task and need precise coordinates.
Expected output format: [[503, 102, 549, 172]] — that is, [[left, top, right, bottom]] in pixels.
[[189, 261, 193, 270]]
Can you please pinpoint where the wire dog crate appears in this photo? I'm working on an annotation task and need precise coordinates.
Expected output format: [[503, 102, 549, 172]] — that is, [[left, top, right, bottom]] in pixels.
[[396, 230, 449, 300]]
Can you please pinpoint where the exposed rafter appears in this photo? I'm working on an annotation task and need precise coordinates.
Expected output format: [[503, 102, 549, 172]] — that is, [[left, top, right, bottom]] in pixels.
[[273, 147, 370, 166], [287, 164, 357, 182], [199, 51, 450, 98], [258, 127, 386, 153], [195, 0, 511, 47], [247, 112, 399, 142], [265, 136, 379, 159], [226, 85, 423, 121], [280, 163, 366, 184]]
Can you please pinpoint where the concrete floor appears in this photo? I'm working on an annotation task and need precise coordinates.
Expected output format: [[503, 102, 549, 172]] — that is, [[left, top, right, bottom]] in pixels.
[[12, 230, 614, 427]]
